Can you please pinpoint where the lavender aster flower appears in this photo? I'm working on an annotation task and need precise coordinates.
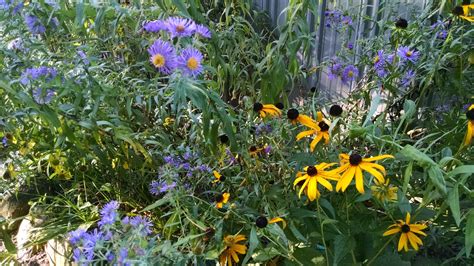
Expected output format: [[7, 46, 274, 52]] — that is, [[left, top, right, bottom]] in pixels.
[[25, 15, 46, 34], [149, 180, 176, 196], [77, 50, 90, 65], [98, 200, 119, 227], [400, 69, 415, 88], [72, 248, 82, 263], [397, 46, 420, 64], [32, 88, 55, 104], [2, 136, 7, 147], [106, 251, 115, 262], [118, 248, 129, 265], [12, 2, 22, 14], [328, 62, 342, 80], [21, 66, 57, 85], [437, 30, 448, 39], [166, 17, 196, 38], [147, 39, 177, 74], [179, 47, 203, 77], [0, 0, 12, 9], [341, 65, 358, 84], [195, 24, 211, 38], [69, 228, 87, 246], [341, 15, 353, 26], [264, 145, 272, 154], [347, 42, 353, 50], [130, 215, 153, 236], [143, 19, 167, 32]]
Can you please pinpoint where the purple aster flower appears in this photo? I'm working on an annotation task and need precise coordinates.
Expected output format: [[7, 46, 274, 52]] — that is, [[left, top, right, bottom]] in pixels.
[[195, 164, 212, 172], [183, 150, 193, 160], [347, 42, 353, 50], [195, 24, 211, 38], [149, 180, 176, 196], [147, 39, 177, 74], [341, 65, 358, 84], [400, 69, 415, 88], [106, 251, 115, 262], [72, 248, 82, 263], [328, 62, 342, 80], [226, 148, 237, 165], [25, 15, 46, 34], [98, 200, 119, 227], [2, 136, 7, 147], [341, 15, 353, 26], [179, 47, 203, 77], [121, 216, 130, 225], [437, 30, 447, 39], [264, 145, 272, 154], [397, 46, 420, 64], [21, 66, 57, 85], [165, 17, 196, 38], [143, 19, 167, 32], [374, 50, 386, 69], [68, 228, 87, 246], [0, 0, 12, 9], [77, 50, 90, 65], [45, 0, 59, 9], [181, 162, 191, 170], [12, 2, 22, 14], [118, 248, 129, 265], [130, 215, 153, 236], [32, 88, 55, 104]]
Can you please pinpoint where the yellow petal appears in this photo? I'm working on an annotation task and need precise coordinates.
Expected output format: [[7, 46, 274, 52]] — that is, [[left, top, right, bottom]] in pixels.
[[359, 163, 385, 183], [307, 177, 318, 201], [383, 227, 400, 236], [230, 249, 239, 263], [293, 175, 308, 188], [460, 15, 474, 22], [297, 114, 319, 129], [213, 170, 221, 179], [310, 134, 323, 151], [464, 122, 473, 146], [407, 232, 419, 251], [269, 217, 287, 229], [363, 154, 394, 162], [405, 212, 411, 224], [355, 166, 365, 194], [336, 166, 356, 192], [316, 111, 323, 122], [317, 162, 337, 170], [298, 178, 310, 198], [318, 176, 333, 191], [232, 244, 247, 254], [234, 235, 246, 242], [223, 193, 230, 204], [296, 129, 316, 140], [398, 233, 408, 251]]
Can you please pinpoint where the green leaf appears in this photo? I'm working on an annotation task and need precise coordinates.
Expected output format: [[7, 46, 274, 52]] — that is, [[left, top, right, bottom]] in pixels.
[[242, 227, 258, 265], [466, 209, 474, 257], [447, 184, 461, 227], [400, 100, 416, 121], [363, 93, 380, 126], [333, 235, 352, 265], [142, 197, 170, 212], [0, 228, 16, 253], [427, 166, 447, 194], [447, 165, 474, 177], [400, 145, 436, 168]]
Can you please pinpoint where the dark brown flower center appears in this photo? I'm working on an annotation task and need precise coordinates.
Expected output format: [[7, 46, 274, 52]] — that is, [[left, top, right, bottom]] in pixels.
[[401, 224, 410, 233], [215, 194, 224, 202], [307, 166, 318, 176], [287, 108, 299, 120], [466, 109, 474, 121], [329, 105, 343, 116], [318, 121, 330, 132], [249, 146, 257, 152], [349, 154, 362, 166], [255, 216, 268, 228], [219, 175, 226, 182], [452, 6, 465, 16], [253, 102, 263, 112], [275, 103, 284, 110], [395, 18, 408, 29], [219, 134, 229, 144]]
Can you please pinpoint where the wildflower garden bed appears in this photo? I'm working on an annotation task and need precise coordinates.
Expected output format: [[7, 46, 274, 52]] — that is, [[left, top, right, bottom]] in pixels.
[[0, 0, 473, 265]]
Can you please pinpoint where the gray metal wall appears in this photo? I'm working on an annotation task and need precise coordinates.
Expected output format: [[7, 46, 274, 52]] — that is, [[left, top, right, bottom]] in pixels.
[[254, 0, 431, 101]]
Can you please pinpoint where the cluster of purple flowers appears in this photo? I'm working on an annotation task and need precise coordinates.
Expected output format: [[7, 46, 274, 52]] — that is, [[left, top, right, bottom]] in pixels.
[[143, 17, 211, 39], [372, 47, 419, 86], [327, 58, 359, 84], [324, 10, 353, 28], [24, 14, 59, 34], [68, 201, 154, 265], [431, 20, 449, 40], [148, 39, 204, 77], [400, 69, 415, 88], [149, 180, 177, 196], [145, 17, 209, 77], [0, 0, 22, 14], [255, 123, 273, 136], [20, 66, 57, 85], [32, 87, 55, 104]]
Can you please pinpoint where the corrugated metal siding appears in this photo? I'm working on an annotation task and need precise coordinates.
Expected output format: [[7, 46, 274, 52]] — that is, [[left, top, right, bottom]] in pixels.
[[254, 0, 430, 100]]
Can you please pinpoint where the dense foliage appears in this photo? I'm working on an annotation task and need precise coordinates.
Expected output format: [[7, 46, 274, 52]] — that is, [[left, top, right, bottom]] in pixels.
[[0, 0, 473, 265]]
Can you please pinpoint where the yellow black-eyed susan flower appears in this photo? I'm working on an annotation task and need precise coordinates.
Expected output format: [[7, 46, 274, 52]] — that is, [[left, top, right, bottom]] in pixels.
[[253, 102, 282, 118], [453, 4, 474, 22], [371, 179, 398, 202], [219, 234, 247, 266], [293, 163, 340, 201], [248, 145, 263, 157], [212, 170, 226, 183], [215, 192, 230, 208], [287, 108, 319, 128], [336, 153, 394, 194], [255, 216, 287, 229], [296, 112, 330, 151], [464, 104, 474, 146], [383, 213, 427, 252]]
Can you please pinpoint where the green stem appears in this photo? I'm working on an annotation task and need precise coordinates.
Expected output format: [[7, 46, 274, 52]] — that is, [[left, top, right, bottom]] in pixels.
[[317, 200, 330, 266], [366, 237, 394, 265]]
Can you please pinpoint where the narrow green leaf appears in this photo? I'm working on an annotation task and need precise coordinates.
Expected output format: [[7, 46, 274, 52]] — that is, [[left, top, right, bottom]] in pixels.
[[447, 185, 461, 227], [466, 209, 474, 257], [242, 227, 258, 265]]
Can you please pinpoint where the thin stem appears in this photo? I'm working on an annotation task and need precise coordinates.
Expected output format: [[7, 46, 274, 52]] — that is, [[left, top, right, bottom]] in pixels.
[[317, 200, 330, 266], [366, 236, 394, 265]]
